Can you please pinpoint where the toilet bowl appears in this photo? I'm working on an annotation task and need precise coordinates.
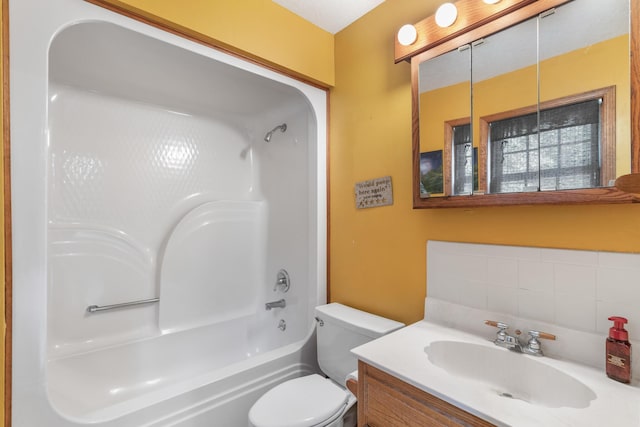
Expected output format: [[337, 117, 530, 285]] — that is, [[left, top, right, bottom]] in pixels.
[[249, 374, 354, 427], [248, 303, 404, 427]]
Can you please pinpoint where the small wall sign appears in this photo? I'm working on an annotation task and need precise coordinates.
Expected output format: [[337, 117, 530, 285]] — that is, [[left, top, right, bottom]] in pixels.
[[355, 176, 393, 209]]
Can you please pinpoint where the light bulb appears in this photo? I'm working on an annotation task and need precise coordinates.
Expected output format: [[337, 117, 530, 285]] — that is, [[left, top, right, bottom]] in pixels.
[[435, 3, 458, 28], [397, 24, 418, 46]]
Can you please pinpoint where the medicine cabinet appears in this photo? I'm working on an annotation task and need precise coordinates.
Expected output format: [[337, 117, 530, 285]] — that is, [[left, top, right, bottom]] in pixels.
[[400, 0, 639, 208]]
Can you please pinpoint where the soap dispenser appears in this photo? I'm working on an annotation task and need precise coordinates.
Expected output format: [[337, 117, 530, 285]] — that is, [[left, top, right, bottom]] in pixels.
[[606, 316, 631, 383]]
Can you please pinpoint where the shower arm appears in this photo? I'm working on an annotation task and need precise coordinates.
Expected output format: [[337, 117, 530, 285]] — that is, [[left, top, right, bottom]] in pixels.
[[264, 123, 287, 142]]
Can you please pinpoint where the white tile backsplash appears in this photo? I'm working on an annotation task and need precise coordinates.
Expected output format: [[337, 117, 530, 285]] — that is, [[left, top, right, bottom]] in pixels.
[[554, 264, 596, 296], [426, 240, 640, 368], [487, 257, 518, 287], [598, 251, 640, 270], [597, 267, 640, 302], [541, 247, 599, 265], [518, 260, 554, 292], [555, 293, 596, 331], [484, 244, 541, 261], [458, 255, 488, 283], [517, 288, 555, 322], [487, 285, 518, 315], [458, 281, 488, 310]]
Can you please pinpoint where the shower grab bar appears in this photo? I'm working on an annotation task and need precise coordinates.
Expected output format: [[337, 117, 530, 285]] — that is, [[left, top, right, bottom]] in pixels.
[[86, 297, 159, 313]]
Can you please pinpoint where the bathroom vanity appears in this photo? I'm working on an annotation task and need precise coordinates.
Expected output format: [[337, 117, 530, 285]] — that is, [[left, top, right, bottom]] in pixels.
[[352, 319, 640, 427], [357, 361, 493, 426]]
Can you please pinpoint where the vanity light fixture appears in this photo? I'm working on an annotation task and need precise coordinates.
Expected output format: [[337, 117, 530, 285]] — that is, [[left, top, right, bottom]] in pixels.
[[435, 2, 458, 28], [397, 24, 418, 46]]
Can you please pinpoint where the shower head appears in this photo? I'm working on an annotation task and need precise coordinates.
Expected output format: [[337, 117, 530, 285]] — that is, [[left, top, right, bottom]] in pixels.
[[264, 123, 287, 142]]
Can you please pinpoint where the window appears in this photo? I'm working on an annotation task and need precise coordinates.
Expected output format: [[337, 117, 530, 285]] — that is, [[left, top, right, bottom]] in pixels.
[[480, 87, 615, 194]]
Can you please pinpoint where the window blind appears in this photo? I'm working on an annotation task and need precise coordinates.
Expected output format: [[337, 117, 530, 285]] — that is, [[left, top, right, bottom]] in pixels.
[[488, 99, 600, 193]]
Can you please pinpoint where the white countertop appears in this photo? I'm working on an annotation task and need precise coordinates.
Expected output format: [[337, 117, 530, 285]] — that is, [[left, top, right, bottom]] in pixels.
[[351, 321, 640, 427]]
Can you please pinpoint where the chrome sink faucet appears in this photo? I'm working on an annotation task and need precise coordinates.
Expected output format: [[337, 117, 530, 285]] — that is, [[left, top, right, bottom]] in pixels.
[[485, 320, 556, 356]]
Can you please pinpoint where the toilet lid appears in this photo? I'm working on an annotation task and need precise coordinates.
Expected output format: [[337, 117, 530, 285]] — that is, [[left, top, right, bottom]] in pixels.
[[249, 374, 349, 427]]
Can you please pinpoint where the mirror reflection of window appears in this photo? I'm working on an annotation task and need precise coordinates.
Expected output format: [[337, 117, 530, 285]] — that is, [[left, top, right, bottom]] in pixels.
[[488, 100, 600, 193]]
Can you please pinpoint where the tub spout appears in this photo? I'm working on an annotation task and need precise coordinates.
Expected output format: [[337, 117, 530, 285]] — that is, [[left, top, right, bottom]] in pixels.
[[265, 299, 286, 310]]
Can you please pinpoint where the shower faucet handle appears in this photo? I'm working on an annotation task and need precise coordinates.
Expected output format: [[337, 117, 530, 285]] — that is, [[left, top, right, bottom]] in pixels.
[[273, 269, 290, 292]]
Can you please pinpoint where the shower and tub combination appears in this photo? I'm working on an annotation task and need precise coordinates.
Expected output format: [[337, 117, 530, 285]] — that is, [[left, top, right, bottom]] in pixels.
[[10, 1, 327, 426]]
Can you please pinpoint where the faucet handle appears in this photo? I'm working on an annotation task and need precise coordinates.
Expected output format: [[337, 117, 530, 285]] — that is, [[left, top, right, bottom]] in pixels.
[[528, 330, 556, 341], [523, 330, 556, 356], [485, 320, 510, 345], [484, 320, 508, 330], [273, 269, 290, 293]]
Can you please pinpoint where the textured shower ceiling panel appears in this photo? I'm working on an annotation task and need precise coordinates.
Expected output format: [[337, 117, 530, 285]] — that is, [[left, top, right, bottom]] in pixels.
[[272, 0, 385, 34]]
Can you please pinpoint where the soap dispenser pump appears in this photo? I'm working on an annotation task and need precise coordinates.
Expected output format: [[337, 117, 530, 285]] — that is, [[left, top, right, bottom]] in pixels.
[[606, 316, 631, 383]]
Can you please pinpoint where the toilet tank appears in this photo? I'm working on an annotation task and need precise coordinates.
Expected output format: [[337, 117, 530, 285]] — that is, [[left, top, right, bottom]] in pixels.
[[314, 303, 404, 385]]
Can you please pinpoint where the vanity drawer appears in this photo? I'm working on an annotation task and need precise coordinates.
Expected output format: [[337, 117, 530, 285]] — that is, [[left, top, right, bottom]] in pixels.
[[358, 361, 495, 427]]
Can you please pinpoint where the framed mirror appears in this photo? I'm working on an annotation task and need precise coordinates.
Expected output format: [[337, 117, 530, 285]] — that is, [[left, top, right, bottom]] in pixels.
[[409, 0, 639, 208]]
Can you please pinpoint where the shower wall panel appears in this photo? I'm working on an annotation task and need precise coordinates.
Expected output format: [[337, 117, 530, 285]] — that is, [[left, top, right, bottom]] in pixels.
[[48, 82, 264, 356]]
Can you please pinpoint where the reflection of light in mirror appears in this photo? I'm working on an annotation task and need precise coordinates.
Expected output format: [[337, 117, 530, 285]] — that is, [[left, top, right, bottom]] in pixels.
[[398, 24, 418, 46], [435, 3, 457, 28]]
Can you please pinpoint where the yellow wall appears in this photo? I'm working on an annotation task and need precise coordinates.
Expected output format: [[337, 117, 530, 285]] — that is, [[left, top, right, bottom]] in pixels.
[[330, 0, 640, 326], [95, 0, 335, 87]]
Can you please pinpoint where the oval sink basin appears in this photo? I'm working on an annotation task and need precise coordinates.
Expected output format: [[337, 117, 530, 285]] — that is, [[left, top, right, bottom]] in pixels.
[[425, 340, 596, 409]]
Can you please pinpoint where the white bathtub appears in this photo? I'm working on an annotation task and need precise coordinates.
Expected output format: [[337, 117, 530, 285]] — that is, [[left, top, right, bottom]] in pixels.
[[47, 326, 320, 425], [10, 1, 327, 426]]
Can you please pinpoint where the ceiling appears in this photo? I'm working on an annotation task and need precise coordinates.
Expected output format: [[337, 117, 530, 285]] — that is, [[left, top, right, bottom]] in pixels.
[[272, 0, 386, 34]]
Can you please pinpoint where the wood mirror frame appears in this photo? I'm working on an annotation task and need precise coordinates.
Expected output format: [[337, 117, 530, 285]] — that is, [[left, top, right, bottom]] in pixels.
[[400, 0, 640, 208]]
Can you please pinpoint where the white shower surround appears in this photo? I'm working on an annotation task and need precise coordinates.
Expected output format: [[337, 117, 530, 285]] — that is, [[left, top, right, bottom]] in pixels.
[[10, 1, 327, 426]]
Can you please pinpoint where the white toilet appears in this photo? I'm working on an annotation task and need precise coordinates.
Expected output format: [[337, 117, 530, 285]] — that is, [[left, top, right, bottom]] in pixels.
[[249, 303, 404, 427]]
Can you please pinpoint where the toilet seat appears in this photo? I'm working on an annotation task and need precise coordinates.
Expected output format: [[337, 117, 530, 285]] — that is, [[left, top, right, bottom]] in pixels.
[[249, 374, 349, 427]]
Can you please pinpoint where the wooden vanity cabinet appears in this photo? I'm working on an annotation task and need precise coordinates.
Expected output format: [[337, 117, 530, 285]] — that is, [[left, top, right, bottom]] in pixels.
[[357, 361, 495, 427]]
